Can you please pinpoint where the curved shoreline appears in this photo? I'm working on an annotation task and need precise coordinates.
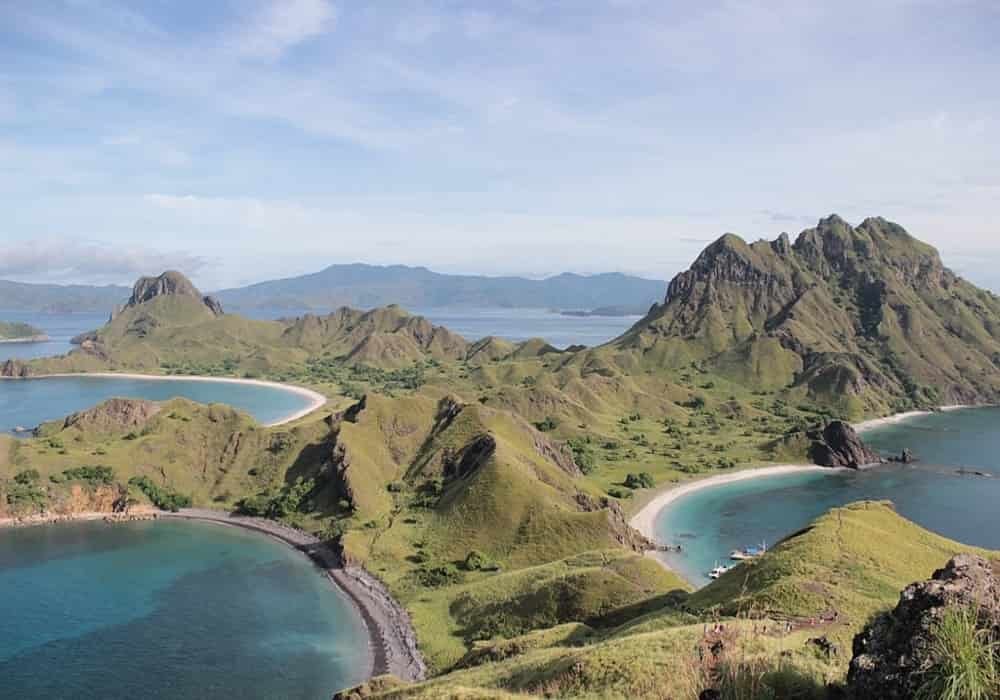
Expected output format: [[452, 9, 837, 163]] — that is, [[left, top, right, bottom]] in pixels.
[[0, 508, 427, 686], [629, 465, 835, 545], [162, 509, 427, 686], [0, 371, 327, 427]]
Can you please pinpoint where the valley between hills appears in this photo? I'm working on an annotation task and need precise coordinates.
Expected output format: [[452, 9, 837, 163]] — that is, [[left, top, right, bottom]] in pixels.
[[3, 215, 1000, 699]]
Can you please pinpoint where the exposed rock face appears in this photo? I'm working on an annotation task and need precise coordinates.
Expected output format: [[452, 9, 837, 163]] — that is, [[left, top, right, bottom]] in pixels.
[[0, 359, 31, 377], [848, 554, 1000, 699], [808, 421, 883, 468], [126, 270, 223, 316], [57, 398, 161, 435]]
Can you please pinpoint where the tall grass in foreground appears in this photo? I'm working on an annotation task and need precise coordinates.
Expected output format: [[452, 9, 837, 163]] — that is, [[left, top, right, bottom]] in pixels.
[[916, 606, 998, 700]]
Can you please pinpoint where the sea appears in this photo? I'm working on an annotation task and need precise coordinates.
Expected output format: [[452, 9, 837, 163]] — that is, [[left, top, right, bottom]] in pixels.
[[654, 407, 1000, 585]]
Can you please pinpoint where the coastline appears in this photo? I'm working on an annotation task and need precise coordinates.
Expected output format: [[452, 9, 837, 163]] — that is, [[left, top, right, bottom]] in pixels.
[[0, 371, 328, 427], [629, 465, 835, 546], [0, 507, 427, 687], [0, 335, 50, 344], [162, 509, 427, 685], [852, 403, 984, 433]]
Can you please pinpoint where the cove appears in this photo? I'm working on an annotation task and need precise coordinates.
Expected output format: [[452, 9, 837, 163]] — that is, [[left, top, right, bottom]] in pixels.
[[0, 374, 322, 434], [0, 518, 369, 699], [654, 407, 1000, 586]]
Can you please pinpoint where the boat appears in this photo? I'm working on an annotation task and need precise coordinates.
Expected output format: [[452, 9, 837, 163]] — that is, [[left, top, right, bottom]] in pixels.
[[708, 562, 730, 579], [730, 542, 767, 560]]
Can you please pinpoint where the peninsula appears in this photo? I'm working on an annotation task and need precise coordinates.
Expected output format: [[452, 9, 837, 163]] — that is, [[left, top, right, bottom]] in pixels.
[[0, 321, 48, 343]]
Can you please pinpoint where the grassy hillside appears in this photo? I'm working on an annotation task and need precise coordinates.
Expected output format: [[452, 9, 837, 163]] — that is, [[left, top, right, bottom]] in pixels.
[[338, 502, 998, 699]]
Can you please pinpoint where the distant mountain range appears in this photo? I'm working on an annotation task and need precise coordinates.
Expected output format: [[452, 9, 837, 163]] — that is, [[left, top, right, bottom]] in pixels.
[[0, 264, 663, 314], [0, 280, 130, 313], [211, 264, 662, 312]]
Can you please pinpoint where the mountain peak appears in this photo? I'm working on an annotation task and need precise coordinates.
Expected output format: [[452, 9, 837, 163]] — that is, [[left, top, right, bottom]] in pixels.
[[126, 271, 223, 316]]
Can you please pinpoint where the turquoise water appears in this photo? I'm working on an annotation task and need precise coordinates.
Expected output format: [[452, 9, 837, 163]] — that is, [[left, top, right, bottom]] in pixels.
[[0, 519, 368, 698], [655, 407, 1000, 586], [0, 375, 314, 433]]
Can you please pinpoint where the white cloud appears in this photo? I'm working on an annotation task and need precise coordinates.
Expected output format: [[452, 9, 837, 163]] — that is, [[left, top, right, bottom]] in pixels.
[[0, 239, 208, 284], [229, 0, 336, 60]]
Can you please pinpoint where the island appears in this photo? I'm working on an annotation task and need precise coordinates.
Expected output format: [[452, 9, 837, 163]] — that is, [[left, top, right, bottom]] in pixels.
[[3, 216, 1000, 699], [0, 321, 49, 343]]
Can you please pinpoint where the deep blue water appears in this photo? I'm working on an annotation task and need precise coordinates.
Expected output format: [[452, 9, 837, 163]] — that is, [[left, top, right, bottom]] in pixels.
[[0, 376, 314, 434], [0, 311, 107, 360], [0, 519, 368, 699], [655, 408, 1000, 585]]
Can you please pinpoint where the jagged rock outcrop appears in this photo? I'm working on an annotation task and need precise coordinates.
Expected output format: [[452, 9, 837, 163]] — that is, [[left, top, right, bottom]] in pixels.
[[55, 397, 161, 435], [616, 215, 1000, 412], [0, 359, 31, 377], [126, 270, 223, 316], [847, 554, 1000, 699], [808, 421, 882, 468]]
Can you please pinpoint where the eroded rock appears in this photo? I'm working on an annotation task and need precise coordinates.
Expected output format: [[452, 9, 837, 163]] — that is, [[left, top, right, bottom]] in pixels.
[[808, 421, 882, 468], [847, 554, 1000, 699]]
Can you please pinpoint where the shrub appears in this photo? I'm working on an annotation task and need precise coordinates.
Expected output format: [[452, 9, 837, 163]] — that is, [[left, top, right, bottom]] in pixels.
[[624, 472, 655, 489], [916, 606, 998, 700], [61, 465, 115, 485], [13, 469, 40, 485], [463, 550, 499, 572], [129, 476, 192, 512], [417, 564, 463, 588], [567, 439, 596, 474], [533, 416, 559, 432]]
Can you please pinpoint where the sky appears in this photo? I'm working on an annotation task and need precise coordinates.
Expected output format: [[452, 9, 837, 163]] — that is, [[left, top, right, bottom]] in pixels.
[[1, 0, 999, 291]]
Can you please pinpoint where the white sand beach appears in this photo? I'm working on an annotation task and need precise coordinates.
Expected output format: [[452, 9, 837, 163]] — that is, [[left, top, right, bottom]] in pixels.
[[629, 464, 835, 543]]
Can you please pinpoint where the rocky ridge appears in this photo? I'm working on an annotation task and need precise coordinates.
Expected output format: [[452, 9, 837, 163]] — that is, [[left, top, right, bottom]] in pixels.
[[848, 553, 1000, 699]]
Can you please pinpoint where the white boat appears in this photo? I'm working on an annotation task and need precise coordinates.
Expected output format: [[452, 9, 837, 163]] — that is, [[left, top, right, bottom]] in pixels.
[[708, 562, 730, 579]]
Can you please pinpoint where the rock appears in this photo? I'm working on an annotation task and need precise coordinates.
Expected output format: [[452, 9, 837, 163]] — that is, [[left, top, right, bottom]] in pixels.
[[847, 554, 1000, 699], [808, 420, 883, 469], [63, 398, 161, 432], [126, 270, 223, 316], [0, 359, 32, 377], [886, 448, 915, 464]]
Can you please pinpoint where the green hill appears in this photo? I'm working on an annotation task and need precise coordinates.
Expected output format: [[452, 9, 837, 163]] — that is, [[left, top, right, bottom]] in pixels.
[[337, 502, 998, 699], [0, 321, 46, 341]]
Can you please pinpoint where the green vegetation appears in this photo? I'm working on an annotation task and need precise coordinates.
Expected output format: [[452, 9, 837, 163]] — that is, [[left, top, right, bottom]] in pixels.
[[53, 465, 115, 485], [7, 221, 1000, 698], [128, 476, 191, 512], [236, 478, 316, 518], [0, 320, 45, 340], [916, 606, 999, 700]]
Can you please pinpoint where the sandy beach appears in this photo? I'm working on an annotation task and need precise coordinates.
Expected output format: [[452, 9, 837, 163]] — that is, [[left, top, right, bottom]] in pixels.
[[2, 371, 328, 427], [852, 404, 986, 433], [629, 465, 835, 544]]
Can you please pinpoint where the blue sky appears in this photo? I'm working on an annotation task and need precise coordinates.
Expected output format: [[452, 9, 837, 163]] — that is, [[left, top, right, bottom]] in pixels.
[[1, 1, 999, 290]]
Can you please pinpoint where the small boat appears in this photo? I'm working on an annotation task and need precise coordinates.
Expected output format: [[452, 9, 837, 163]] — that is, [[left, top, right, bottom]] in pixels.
[[708, 562, 730, 579], [730, 542, 767, 560]]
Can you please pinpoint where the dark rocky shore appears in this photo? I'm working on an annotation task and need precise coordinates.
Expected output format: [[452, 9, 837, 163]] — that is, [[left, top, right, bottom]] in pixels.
[[164, 509, 427, 684]]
